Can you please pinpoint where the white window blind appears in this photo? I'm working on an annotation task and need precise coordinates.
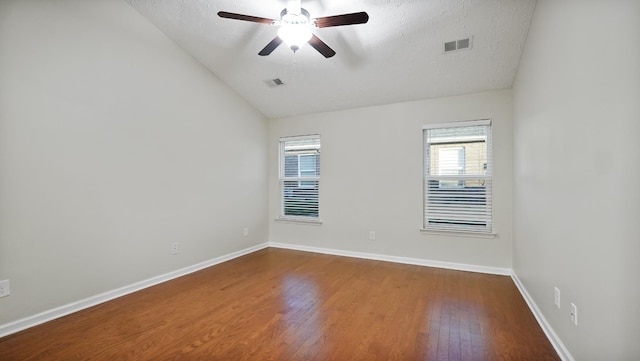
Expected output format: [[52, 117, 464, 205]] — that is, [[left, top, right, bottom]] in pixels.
[[279, 135, 320, 219], [423, 120, 492, 233]]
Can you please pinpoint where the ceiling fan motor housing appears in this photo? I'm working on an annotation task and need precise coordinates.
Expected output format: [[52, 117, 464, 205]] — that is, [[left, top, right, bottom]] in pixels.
[[279, 8, 310, 23]]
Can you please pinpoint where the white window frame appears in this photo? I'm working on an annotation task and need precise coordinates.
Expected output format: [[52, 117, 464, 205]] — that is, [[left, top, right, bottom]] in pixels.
[[278, 134, 321, 223], [422, 119, 493, 235]]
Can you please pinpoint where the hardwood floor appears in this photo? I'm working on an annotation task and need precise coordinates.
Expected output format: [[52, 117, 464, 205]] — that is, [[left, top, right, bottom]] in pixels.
[[0, 248, 559, 360]]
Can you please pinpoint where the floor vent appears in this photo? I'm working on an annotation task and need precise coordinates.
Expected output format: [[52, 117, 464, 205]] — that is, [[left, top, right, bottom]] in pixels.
[[444, 37, 472, 53]]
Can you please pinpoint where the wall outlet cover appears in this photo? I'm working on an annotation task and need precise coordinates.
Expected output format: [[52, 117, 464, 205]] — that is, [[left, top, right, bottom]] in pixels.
[[0, 279, 10, 298], [554, 286, 561, 309], [570, 303, 578, 326]]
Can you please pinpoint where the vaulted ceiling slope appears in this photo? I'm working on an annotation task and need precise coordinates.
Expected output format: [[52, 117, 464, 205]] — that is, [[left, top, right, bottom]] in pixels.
[[125, 0, 536, 119]]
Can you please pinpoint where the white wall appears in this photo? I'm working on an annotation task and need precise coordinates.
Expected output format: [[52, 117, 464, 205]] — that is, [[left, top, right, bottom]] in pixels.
[[269, 90, 513, 270], [0, 0, 268, 325], [513, 0, 640, 359]]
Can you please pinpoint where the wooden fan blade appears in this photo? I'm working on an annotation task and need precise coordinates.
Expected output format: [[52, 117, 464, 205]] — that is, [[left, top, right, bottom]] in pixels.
[[259, 37, 283, 56], [308, 34, 336, 58], [313, 12, 369, 28], [217, 11, 275, 24]]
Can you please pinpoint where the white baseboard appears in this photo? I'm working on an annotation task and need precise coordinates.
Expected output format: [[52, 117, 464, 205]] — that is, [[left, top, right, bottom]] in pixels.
[[510, 272, 574, 361], [0, 242, 269, 338], [268, 242, 511, 275]]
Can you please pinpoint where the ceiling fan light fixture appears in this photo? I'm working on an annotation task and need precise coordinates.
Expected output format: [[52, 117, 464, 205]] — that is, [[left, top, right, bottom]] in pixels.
[[218, 4, 369, 58], [278, 24, 312, 52]]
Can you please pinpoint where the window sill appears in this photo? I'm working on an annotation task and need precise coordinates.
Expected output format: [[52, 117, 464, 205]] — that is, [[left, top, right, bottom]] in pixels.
[[419, 228, 497, 239], [275, 217, 323, 225]]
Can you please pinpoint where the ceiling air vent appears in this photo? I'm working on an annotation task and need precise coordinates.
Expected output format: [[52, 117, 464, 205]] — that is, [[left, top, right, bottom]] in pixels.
[[266, 78, 286, 88], [444, 37, 472, 53]]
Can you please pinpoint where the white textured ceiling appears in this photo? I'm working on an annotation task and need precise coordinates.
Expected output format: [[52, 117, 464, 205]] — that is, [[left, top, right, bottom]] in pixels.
[[125, 0, 536, 119]]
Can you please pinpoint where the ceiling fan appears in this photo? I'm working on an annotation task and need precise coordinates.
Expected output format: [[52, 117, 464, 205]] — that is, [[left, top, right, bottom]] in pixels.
[[218, 0, 369, 58]]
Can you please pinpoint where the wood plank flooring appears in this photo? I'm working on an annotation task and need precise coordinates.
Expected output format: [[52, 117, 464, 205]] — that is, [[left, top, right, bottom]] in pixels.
[[0, 248, 559, 360]]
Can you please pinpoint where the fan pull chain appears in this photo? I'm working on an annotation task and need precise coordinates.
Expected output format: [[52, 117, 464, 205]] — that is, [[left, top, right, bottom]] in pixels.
[[292, 52, 299, 114]]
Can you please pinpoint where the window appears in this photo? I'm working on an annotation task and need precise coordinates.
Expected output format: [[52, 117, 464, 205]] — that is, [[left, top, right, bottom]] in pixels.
[[297, 154, 317, 188], [423, 120, 492, 233], [279, 135, 320, 220], [438, 147, 465, 188]]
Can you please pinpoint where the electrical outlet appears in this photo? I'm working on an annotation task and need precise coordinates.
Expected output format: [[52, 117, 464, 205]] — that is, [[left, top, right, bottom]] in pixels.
[[0, 280, 10, 298], [243, 227, 249, 237], [554, 287, 561, 309], [170, 242, 179, 255], [570, 303, 578, 326], [369, 231, 375, 240]]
